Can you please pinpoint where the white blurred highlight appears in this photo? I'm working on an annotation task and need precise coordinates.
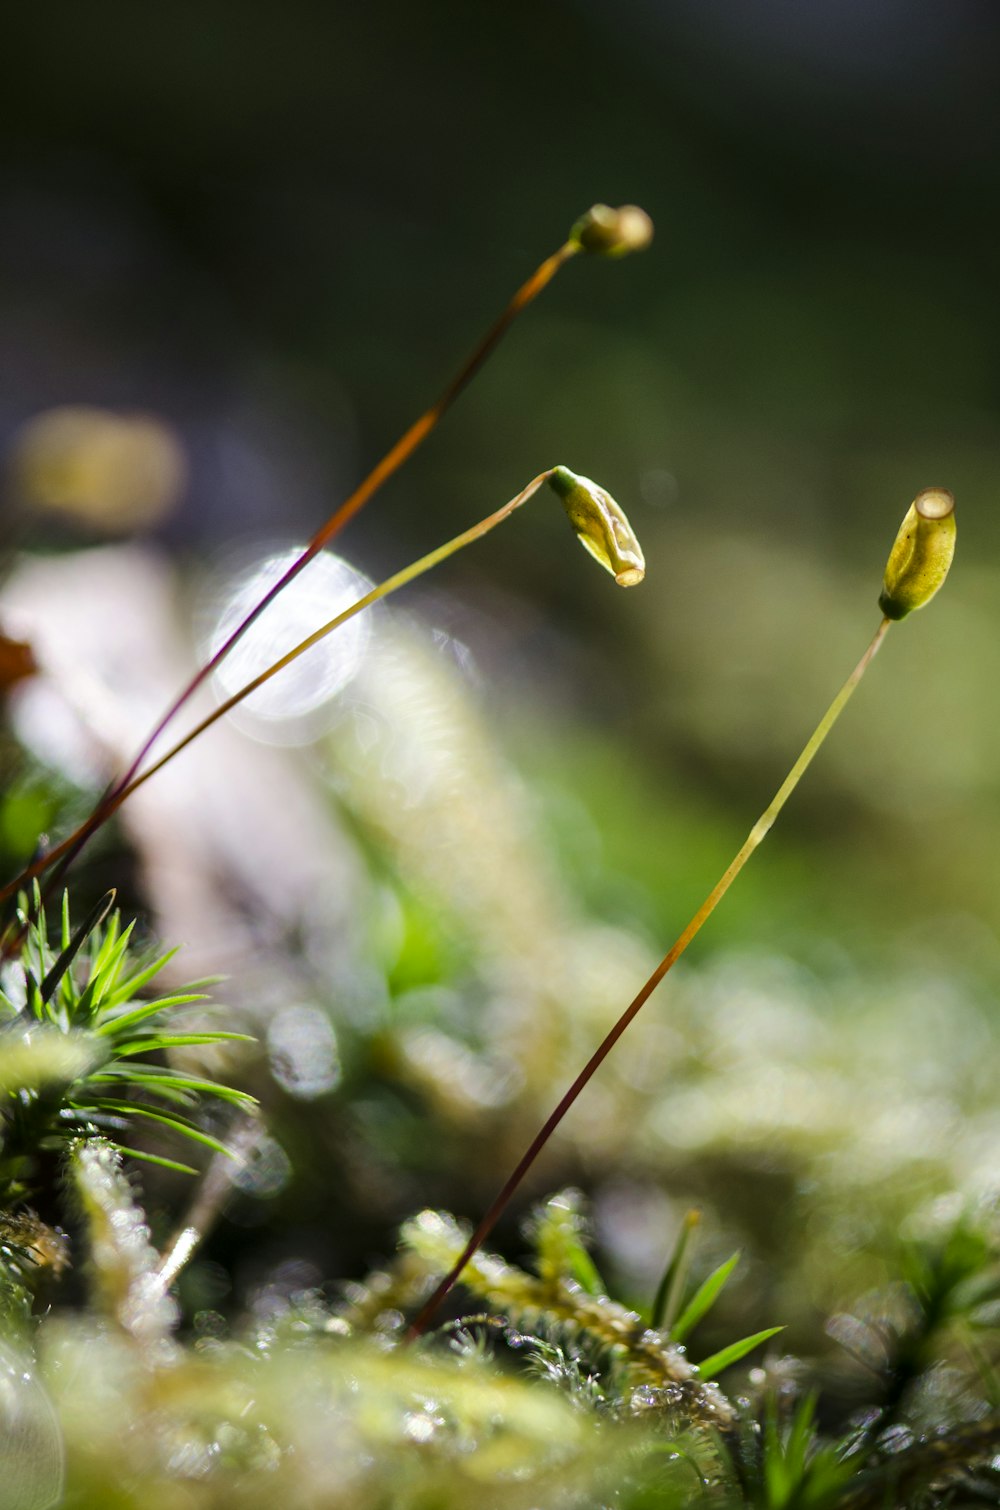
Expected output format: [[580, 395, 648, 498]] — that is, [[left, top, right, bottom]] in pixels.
[[208, 548, 373, 743], [267, 1004, 341, 1100]]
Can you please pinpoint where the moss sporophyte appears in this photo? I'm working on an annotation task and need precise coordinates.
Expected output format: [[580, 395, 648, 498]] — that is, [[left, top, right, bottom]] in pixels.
[[0, 203, 653, 948], [408, 488, 956, 1335]]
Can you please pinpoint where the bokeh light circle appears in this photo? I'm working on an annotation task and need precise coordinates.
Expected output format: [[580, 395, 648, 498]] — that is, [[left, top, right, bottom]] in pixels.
[[208, 547, 373, 740]]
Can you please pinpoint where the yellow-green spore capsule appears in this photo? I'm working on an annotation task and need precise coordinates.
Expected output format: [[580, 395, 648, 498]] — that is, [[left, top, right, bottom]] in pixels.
[[569, 204, 654, 258], [879, 488, 956, 619], [547, 466, 645, 586]]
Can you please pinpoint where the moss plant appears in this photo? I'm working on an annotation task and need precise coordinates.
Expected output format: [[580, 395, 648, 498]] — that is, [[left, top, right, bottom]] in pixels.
[[0, 201, 987, 1509], [0, 888, 255, 1197]]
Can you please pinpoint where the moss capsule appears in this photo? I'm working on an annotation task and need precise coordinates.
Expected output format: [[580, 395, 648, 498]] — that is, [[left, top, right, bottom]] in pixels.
[[569, 204, 654, 258], [879, 488, 956, 619], [547, 466, 645, 586]]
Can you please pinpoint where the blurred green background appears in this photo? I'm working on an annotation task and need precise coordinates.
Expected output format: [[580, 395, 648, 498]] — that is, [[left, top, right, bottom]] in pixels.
[[2, 0, 999, 1344], [3, 0, 999, 948]]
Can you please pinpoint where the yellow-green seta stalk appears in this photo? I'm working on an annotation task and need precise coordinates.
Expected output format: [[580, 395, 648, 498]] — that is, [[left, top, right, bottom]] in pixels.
[[408, 486, 957, 1338]]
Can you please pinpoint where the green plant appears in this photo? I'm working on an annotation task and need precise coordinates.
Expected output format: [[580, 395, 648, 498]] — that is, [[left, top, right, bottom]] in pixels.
[[0, 887, 255, 1201], [0, 198, 985, 1510], [401, 1194, 782, 1390]]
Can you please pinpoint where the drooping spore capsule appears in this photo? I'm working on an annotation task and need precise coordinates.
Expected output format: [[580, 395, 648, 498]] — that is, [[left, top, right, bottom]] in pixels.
[[547, 466, 645, 586], [878, 488, 956, 620], [569, 204, 654, 258]]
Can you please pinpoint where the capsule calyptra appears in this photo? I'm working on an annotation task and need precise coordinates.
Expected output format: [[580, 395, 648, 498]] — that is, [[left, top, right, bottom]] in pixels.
[[879, 488, 956, 620], [547, 466, 645, 586]]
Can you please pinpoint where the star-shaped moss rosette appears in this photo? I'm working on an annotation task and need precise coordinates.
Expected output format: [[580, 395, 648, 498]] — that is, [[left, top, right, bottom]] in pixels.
[[0, 889, 255, 1197]]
